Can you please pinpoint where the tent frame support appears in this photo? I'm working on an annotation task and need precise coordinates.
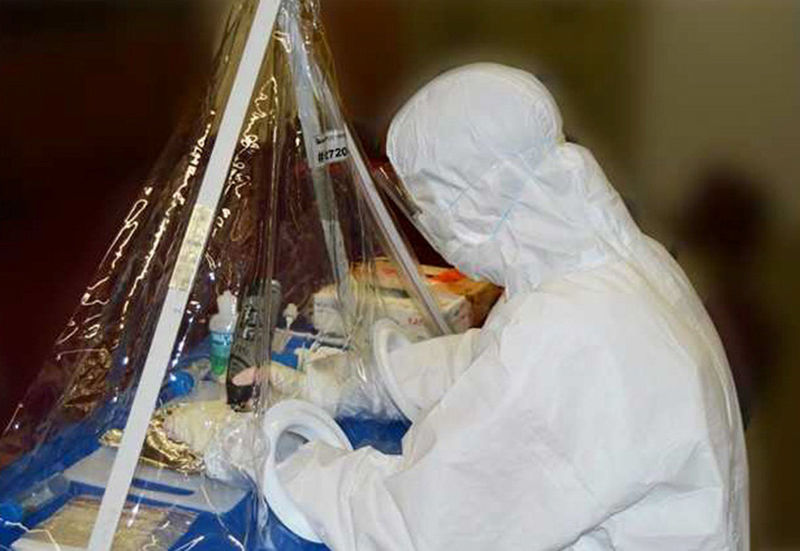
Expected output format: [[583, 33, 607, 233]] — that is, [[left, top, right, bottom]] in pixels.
[[87, 2, 281, 549]]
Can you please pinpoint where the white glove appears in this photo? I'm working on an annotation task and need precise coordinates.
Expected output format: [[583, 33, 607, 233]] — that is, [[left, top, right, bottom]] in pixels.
[[203, 412, 265, 488], [163, 399, 264, 487], [269, 354, 403, 420], [163, 400, 234, 455]]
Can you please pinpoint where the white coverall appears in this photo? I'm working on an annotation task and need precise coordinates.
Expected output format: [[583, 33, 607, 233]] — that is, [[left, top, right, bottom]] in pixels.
[[278, 63, 749, 550]]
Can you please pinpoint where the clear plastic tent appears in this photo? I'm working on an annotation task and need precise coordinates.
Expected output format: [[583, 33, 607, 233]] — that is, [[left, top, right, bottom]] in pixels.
[[0, 1, 454, 549]]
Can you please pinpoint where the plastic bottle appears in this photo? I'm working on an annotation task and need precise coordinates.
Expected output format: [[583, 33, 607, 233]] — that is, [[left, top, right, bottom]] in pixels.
[[210, 291, 237, 382], [227, 280, 281, 410]]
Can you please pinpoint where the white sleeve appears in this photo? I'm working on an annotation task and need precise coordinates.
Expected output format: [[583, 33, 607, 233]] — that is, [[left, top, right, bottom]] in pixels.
[[276, 442, 415, 550], [276, 335, 616, 551], [277, 336, 617, 551], [277, 292, 720, 550], [269, 330, 478, 419], [388, 328, 479, 413]]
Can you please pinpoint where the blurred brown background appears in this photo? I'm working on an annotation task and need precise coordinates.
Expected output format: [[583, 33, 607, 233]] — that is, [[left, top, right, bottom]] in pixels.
[[1, 0, 798, 548]]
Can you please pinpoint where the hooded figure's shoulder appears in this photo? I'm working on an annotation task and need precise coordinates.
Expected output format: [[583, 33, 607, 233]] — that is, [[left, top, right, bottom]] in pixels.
[[474, 262, 719, 484], [491, 259, 713, 412]]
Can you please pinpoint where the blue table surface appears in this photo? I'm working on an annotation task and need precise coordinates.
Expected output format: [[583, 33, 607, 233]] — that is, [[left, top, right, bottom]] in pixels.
[[0, 335, 410, 550]]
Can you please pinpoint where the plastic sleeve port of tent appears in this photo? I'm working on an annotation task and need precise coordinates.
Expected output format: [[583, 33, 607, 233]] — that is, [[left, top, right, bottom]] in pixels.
[[261, 399, 352, 543], [372, 319, 420, 422]]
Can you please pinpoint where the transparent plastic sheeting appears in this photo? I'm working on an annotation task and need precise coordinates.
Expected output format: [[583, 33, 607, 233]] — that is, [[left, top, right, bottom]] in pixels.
[[0, 1, 447, 549]]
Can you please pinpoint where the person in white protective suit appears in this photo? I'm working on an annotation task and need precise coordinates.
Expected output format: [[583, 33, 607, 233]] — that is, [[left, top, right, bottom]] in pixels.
[[277, 63, 749, 550]]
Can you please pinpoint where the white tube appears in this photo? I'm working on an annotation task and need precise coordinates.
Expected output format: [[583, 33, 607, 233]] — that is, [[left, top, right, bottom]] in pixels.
[[282, 8, 451, 337], [284, 13, 354, 317]]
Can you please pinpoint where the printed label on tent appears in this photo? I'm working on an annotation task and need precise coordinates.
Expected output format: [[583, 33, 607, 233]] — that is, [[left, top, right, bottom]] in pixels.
[[169, 205, 213, 292], [311, 130, 349, 168]]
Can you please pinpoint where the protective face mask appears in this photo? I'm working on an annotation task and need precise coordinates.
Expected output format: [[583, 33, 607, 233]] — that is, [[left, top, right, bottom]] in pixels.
[[412, 208, 484, 282]]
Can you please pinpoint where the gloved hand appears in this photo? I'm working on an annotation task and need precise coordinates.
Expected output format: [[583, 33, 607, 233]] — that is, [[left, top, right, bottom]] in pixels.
[[269, 352, 403, 420], [163, 399, 264, 487], [269, 355, 351, 416], [269, 324, 480, 422], [163, 400, 234, 455]]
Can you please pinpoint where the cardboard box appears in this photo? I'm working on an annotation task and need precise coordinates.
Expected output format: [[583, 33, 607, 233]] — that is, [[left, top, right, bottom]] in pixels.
[[354, 258, 503, 327], [313, 259, 502, 339], [312, 282, 471, 340]]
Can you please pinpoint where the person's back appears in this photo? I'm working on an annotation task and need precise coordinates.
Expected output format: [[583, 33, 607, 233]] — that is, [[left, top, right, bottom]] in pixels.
[[532, 259, 745, 548]]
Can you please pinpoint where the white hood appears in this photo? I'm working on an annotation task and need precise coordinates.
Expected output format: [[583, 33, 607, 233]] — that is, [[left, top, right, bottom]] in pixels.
[[387, 63, 637, 294]]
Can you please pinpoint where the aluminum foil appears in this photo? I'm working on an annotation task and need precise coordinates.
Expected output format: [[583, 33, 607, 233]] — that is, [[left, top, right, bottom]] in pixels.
[[100, 404, 204, 475]]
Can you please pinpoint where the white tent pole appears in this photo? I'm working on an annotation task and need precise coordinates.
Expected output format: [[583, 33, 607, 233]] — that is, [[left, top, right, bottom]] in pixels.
[[284, 14, 354, 313], [86, 1, 280, 549]]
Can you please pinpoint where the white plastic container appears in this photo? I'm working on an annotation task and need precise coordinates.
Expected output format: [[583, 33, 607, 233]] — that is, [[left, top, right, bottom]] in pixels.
[[209, 291, 237, 381]]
